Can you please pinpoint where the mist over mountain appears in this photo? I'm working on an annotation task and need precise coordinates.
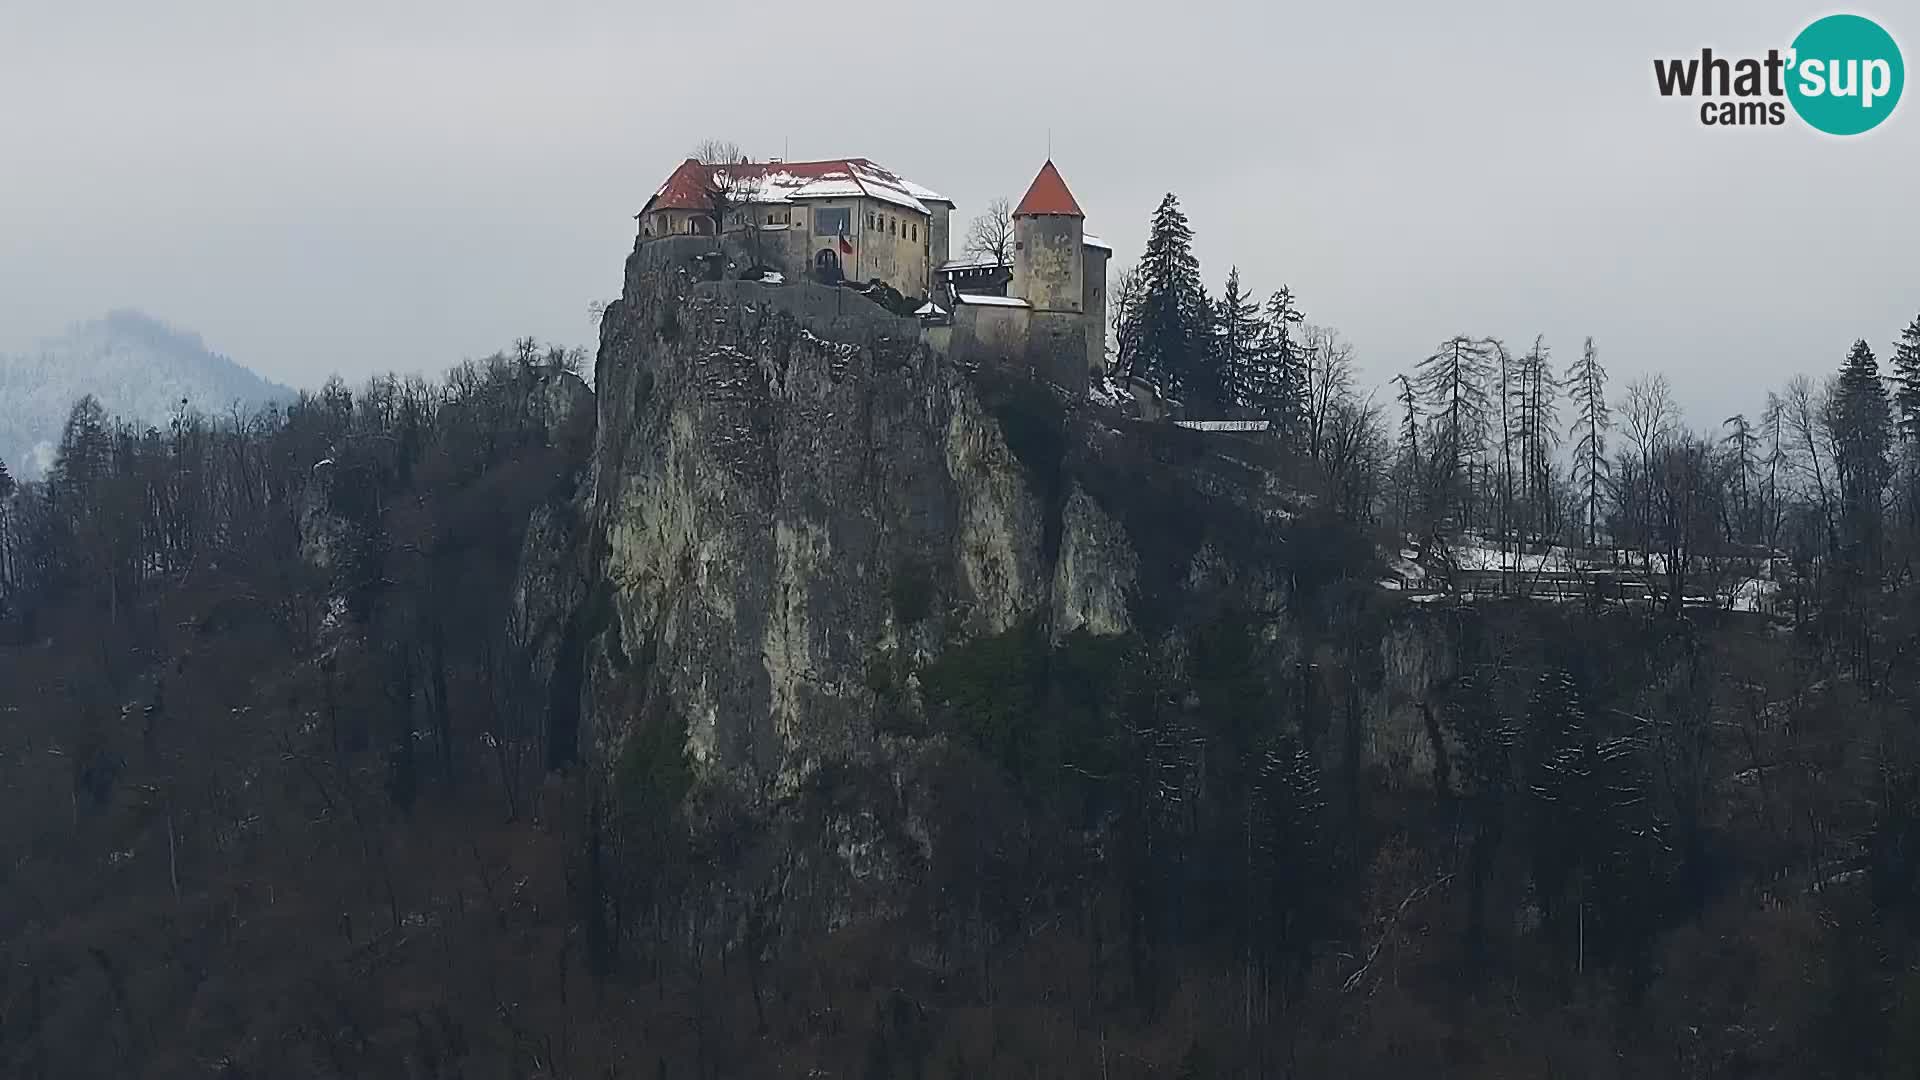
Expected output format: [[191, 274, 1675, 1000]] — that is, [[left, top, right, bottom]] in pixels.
[[0, 310, 291, 478]]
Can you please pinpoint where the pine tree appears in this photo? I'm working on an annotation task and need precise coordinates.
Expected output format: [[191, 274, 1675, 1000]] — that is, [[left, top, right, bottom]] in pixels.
[[52, 394, 112, 497], [1213, 268, 1264, 413], [1892, 315, 1920, 531], [1830, 339, 1892, 563], [1124, 194, 1211, 403], [1565, 338, 1610, 548], [1416, 335, 1495, 526], [0, 458, 13, 502], [1892, 314, 1920, 443], [1253, 288, 1306, 439]]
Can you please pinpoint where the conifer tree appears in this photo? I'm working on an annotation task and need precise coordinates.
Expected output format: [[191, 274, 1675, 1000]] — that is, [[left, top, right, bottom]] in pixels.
[[1123, 194, 1211, 403], [1893, 314, 1920, 443], [1565, 338, 1610, 548], [52, 394, 112, 497], [1212, 268, 1264, 413], [1830, 339, 1892, 562], [1891, 314, 1920, 531], [1251, 287, 1306, 438]]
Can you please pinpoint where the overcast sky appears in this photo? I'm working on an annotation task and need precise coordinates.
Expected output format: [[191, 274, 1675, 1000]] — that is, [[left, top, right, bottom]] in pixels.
[[3, 0, 1916, 424]]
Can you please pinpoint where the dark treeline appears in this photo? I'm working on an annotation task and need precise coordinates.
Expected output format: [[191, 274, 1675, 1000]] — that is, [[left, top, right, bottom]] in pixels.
[[0, 340, 600, 1077], [2, 212, 1920, 1076], [1114, 193, 1920, 625]]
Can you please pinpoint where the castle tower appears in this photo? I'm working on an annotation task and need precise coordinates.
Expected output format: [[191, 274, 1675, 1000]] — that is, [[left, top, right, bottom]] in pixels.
[[1011, 160, 1085, 314]]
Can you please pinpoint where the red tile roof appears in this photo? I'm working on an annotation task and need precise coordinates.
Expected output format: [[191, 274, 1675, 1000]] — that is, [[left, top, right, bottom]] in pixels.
[[641, 158, 948, 216], [1013, 160, 1083, 218]]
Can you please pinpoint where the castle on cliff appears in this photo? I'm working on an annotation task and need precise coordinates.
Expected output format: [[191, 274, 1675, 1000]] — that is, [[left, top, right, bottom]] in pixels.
[[636, 157, 1109, 392]]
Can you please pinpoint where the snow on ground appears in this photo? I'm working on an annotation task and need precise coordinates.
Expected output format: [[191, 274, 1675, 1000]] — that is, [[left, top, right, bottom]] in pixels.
[[1387, 533, 1786, 614]]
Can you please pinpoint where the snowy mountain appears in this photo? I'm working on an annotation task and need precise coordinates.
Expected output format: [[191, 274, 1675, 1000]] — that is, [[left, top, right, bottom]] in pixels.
[[0, 310, 292, 478]]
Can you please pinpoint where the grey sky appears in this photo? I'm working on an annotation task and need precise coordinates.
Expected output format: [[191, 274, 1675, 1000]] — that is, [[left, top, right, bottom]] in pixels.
[[4, 0, 1916, 426]]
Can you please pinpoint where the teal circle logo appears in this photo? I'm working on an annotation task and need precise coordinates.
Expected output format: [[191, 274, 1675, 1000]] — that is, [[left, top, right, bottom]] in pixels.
[[1787, 14, 1903, 135]]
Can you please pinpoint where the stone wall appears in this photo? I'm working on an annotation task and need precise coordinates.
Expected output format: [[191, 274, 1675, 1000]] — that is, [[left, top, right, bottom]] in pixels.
[[950, 302, 1030, 360], [1026, 309, 1091, 394], [638, 196, 931, 298], [1082, 244, 1110, 377], [1012, 213, 1083, 313], [927, 202, 951, 273]]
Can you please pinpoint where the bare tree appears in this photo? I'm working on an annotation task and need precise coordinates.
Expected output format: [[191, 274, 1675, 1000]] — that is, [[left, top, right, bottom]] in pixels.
[[689, 139, 745, 165], [1319, 395, 1387, 522], [696, 165, 767, 265], [1618, 374, 1681, 569], [1781, 373, 1838, 558], [1301, 324, 1357, 462], [1621, 374, 1679, 463], [1110, 262, 1143, 380], [964, 197, 1015, 266]]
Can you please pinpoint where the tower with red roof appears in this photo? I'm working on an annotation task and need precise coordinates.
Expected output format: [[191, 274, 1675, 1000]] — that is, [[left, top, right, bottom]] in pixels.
[[1010, 160, 1086, 316]]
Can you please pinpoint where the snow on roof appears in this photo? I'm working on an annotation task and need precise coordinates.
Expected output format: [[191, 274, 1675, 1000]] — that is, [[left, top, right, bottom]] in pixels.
[[644, 157, 940, 216], [1083, 233, 1112, 252], [1174, 419, 1272, 432], [954, 293, 1030, 308], [898, 176, 952, 205], [914, 301, 947, 316], [939, 254, 1008, 272]]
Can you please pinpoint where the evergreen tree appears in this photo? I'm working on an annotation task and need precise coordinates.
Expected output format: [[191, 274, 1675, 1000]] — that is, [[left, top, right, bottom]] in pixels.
[[1253, 288, 1307, 439], [0, 458, 13, 501], [1123, 194, 1211, 404], [1892, 315, 1920, 532], [1212, 268, 1265, 413], [51, 395, 112, 497], [1565, 338, 1610, 548], [1892, 314, 1920, 443], [1829, 339, 1892, 563]]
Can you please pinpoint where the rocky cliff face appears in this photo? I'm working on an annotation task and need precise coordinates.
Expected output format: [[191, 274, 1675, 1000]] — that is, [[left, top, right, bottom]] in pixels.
[[516, 247, 1463, 896]]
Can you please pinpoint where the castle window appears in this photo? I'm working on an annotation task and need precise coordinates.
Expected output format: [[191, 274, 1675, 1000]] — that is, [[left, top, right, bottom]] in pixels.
[[889, 218, 896, 236], [911, 223, 918, 241], [867, 212, 875, 229], [814, 207, 851, 236]]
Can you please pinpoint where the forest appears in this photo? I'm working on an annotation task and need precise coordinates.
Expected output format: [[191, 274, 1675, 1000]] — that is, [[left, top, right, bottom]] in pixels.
[[3, 189, 1920, 1077]]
